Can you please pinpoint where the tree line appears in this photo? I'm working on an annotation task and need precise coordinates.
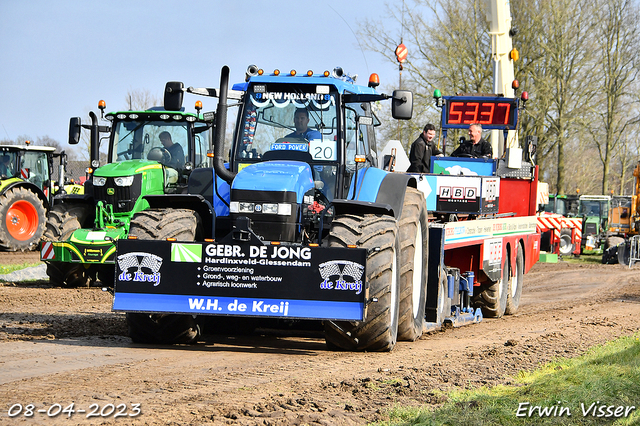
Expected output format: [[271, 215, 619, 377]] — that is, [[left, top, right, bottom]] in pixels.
[[360, 0, 640, 196]]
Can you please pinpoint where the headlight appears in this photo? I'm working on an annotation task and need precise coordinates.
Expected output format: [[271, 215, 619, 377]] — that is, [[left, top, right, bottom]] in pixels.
[[93, 176, 107, 186], [114, 176, 134, 186], [229, 201, 239, 213], [91, 159, 100, 168], [262, 203, 292, 215], [262, 203, 279, 214], [239, 202, 255, 213]]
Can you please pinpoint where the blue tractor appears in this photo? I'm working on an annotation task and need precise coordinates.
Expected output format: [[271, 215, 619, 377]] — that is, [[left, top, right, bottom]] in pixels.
[[114, 65, 429, 351]]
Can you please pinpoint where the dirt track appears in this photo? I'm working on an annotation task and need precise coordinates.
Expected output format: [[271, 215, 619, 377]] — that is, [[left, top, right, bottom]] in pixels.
[[1, 252, 640, 425]]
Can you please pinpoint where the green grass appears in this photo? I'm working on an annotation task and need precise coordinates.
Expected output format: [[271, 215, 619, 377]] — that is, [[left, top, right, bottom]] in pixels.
[[563, 253, 603, 264], [0, 262, 41, 275], [376, 334, 640, 426]]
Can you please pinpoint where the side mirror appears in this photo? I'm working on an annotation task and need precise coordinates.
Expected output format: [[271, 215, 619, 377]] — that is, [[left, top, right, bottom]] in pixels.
[[164, 81, 184, 111], [69, 117, 81, 145], [391, 90, 413, 120]]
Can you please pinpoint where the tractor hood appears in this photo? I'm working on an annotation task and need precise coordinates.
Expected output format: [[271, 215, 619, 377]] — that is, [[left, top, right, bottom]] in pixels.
[[231, 160, 314, 203], [94, 160, 163, 177]]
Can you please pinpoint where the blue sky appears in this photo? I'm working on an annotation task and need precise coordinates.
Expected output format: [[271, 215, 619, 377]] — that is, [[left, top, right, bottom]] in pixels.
[[0, 1, 404, 151]]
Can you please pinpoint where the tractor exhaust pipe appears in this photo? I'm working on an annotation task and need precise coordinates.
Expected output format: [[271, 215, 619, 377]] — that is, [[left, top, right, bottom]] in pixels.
[[89, 111, 100, 168], [213, 65, 236, 185]]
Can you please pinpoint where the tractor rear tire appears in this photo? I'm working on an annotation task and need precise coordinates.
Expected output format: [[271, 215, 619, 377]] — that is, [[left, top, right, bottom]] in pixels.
[[505, 244, 524, 315], [0, 187, 46, 251], [473, 256, 508, 318], [124, 208, 202, 345], [397, 187, 428, 341], [324, 214, 400, 352], [43, 204, 90, 287]]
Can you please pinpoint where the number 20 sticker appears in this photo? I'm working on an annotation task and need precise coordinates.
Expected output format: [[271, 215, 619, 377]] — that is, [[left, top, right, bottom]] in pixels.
[[309, 139, 337, 161]]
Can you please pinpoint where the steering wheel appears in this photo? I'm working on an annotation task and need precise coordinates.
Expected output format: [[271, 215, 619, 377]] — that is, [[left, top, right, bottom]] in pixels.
[[148, 147, 172, 164], [456, 153, 475, 158]]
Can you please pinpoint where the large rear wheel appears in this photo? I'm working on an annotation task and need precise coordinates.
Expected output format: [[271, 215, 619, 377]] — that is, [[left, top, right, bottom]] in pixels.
[[397, 187, 428, 341], [0, 187, 46, 251], [324, 214, 400, 352], [124, 208, 201, 345]]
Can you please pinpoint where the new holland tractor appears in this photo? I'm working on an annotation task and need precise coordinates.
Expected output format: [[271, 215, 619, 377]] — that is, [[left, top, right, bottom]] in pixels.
[[107, 65, 422, 350], [41, 101, 215, 287], [0, 143, 71, 251]]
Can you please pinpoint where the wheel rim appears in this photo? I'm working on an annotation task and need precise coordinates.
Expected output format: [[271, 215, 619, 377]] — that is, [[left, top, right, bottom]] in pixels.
[[411, 225, 423, 317], [559, 234, 573, 255], [5, 200, 39, 241]]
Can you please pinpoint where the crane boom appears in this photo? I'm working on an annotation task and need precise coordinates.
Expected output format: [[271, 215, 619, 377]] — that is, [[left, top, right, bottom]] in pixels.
[[486, 0, 519, 156]]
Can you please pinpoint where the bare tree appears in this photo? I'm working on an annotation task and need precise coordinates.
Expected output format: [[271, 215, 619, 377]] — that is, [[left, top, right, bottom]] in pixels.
[[585, 0, 640, 194], [126, 88, 161, 111]]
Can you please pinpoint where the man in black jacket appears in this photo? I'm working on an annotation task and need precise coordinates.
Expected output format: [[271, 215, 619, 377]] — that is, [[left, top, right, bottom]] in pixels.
[[451, 123, 493, 158], [407, 123, 443, 173]]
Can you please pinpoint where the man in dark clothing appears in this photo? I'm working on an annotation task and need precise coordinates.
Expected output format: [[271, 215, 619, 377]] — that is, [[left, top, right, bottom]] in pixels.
[[159, 131, 185, 169], [451, 123, 493, 158], [407, 123, 443, 173]]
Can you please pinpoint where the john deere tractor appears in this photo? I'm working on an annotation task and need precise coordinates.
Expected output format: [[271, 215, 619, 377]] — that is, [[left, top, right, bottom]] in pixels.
[[42, 96, 215, 286], [0, 143, 71, 251]]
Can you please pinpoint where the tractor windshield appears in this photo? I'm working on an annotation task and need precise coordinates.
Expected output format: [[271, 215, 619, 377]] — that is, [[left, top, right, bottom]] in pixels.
[[234, 85, 339, 199], [235, 85, 338, 162], [111, 119, 190, 171]]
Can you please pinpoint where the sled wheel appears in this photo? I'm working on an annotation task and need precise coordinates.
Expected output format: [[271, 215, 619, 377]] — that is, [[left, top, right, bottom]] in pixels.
[[324, 214, 400, 352], [397, 187, 428, 341], [0, 187, 46, 251], [558, 229, 574, 256], [124, 208, 202, 345], [473, 255, 508, 318], [505, 244, 524, 315]]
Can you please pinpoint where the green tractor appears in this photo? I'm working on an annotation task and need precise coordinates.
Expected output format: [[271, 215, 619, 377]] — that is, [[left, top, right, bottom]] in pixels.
[[578, 194, 610, 253], [42, 96, 215, 287], [0, 143, 71, 251]]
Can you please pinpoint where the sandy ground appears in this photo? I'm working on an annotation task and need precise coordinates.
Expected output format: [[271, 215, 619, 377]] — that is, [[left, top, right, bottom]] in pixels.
[[1, 252, 639, 425]]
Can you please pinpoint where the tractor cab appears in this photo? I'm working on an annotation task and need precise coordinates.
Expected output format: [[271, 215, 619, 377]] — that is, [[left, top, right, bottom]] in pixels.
[[229, 79, 380, 203]]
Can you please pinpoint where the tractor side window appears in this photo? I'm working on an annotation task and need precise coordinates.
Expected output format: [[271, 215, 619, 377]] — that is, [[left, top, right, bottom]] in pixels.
[[0, 152, 16, 177], [344, 104, 370, 167], [193, 124, 211, 168], [21, 151, 49, 190]]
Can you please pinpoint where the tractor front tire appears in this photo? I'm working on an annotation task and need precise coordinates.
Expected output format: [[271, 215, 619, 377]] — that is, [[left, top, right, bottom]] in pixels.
[[124, 208, 202, 345], [397, 187, 428, 341], [0, 187, 46, 251], [43, 204, 90, 287], [324, 214, 401, 352], [126, 313, 200, 344]]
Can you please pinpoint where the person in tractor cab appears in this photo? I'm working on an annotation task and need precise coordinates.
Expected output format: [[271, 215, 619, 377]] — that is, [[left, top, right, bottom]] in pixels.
[[0, 154, 13, 177], [158, 131, 185, 170], [286, 109, 321, 141], [407, 123, 443, 173], [451, 123, 493, 158]]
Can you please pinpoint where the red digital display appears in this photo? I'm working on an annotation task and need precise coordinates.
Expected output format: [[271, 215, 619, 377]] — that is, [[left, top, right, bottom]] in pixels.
[[446, 99, 517, 127]]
